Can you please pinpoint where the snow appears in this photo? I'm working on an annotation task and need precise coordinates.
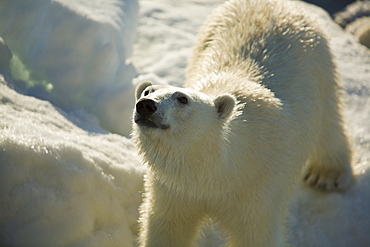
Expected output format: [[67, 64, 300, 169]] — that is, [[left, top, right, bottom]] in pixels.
[[0, 0, 139, 135], [0, 76, 145, 246], [132, 0, 222, 86], [0, 0, 369, 246]]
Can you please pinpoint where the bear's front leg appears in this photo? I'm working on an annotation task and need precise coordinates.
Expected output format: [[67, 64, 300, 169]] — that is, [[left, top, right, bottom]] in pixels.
[[212, 192, 287, 247], [139, 179, 206, 247]]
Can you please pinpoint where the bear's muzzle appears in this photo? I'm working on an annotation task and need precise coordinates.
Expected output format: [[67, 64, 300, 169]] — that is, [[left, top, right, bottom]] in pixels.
[[135, 99, 168, 129], [136, 99, 157, 118]]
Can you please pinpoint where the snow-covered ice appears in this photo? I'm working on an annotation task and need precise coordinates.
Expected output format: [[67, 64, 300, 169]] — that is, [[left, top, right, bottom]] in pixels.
[[0, 0, 139, 135], [0, 75, 145, 246], [0, 0, 369, 246]]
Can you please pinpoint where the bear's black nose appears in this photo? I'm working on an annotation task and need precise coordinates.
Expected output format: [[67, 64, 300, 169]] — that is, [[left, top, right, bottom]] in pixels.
[[136, 99, 157, 118]]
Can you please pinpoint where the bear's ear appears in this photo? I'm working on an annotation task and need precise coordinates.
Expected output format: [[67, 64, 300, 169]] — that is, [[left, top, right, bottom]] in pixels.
[[135, 81, 153, 100], [214, 94, 236, 120]]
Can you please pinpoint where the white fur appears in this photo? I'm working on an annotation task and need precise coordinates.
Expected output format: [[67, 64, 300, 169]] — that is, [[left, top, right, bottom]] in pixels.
[[132, 0, 354, 246]]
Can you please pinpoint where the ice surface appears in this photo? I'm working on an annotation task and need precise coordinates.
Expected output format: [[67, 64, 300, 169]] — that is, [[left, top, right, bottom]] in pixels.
[[0, 0, 139, 135], [0, 0, 369, 246]]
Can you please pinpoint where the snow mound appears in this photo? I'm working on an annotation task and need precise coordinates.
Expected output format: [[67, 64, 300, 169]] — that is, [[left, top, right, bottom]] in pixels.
[[0, 76, 145, 246], [0, 0, 139, 135]]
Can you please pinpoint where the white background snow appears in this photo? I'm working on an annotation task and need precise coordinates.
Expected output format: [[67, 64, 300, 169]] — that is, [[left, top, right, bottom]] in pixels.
[[0, 0, 369, 246]]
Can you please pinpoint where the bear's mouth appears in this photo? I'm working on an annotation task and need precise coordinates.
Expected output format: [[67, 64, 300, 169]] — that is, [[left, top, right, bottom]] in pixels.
[[135, 118, 169, 130], [135, 118, 159, 128]]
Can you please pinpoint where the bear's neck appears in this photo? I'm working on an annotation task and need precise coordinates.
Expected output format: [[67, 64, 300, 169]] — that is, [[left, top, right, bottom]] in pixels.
[[139, 128, 233, 197]]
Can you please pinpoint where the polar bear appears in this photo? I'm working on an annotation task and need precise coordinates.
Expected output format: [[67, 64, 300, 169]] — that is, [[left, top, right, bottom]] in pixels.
[[132, 0, 354, 246]]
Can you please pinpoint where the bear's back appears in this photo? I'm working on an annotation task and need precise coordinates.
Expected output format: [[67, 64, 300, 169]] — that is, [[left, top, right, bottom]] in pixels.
[[186, 0, 336, 110]]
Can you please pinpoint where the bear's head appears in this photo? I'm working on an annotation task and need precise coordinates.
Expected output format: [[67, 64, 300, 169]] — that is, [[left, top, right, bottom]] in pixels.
[[133, 81, 236, 141]]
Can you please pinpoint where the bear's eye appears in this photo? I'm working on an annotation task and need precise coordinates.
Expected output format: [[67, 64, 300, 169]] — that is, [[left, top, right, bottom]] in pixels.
[[177, 96, 188, 104], [144, 90, 150, 96]]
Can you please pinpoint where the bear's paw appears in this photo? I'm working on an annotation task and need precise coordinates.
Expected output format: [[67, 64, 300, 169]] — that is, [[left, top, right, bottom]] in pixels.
[[302, 165, 354, 192]]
